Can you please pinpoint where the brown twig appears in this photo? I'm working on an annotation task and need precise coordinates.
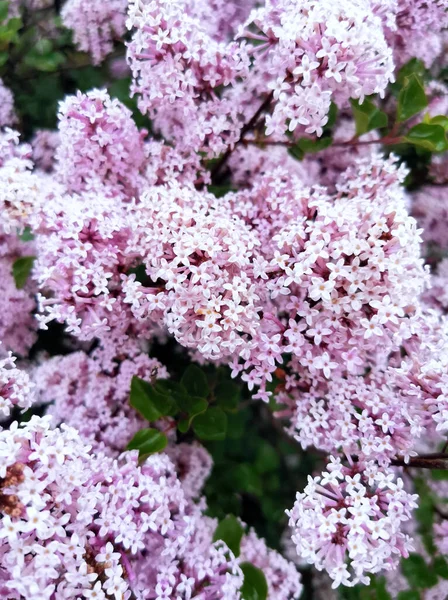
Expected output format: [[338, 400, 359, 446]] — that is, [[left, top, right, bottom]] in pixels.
[[391, 453, 448, 470], [242, 134, 404, 150], [210, 91, 274, 183]]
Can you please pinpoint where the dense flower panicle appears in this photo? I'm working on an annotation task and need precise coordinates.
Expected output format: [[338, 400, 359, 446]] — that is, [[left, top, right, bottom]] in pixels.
[[31, 179, 157, 348], [240, 529, 303, 599], [0, 130, 54, 237], [126, 0, 250, 156], [0, 415, 191, 600], [32, 350, 167, 455], [0, 234, 36, 356], [31, 130, 60, 173], [138, 515, 244, 600], [123, 183, 262, 360], [0, 352, 34, 419], [61, 0, 128, 65], [314, 119, 378, 189], [0, 80, 16, 127], [384, 0, 448, 67], [240, 0, 395, 138], [288, 458, 417, 587], [229, 154, 428, 401], [289, 306, 448, 462], [56, 90, 147, 197], [228, 144, 319, 188], [166, 442, 213, 500], [144, 140, 205, 188]]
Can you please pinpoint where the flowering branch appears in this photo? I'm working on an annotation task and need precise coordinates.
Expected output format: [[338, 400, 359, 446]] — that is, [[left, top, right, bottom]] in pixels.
[[210, 91, 274, 183], [242, 133, 404, 151], [391, 453, 448, 470]]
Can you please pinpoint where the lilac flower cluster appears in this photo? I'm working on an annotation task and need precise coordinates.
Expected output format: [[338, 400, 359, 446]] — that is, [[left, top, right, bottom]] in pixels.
[[288, 457, 417, 587], [61, 0, 128, 65], [241, 0, 394, 138], [0, 414, 302, 599], [32, 349, 167, 455]]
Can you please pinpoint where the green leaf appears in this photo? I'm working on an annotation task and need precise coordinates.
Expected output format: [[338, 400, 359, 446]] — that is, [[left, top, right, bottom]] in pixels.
[[181, 365, 209, 398], [434, 556, 448, 579], [12, 256, 35, 289], [130, 376, 163, 422], [126, 428, 167, 455], [255, 443, 280, 474], [430, 115, 448, 131], [396, 59, 426, 85], [397, 592, 420, 600], [207, 184, 235, 198], [326, 102, 338, 129], [176, 394, 208, 432], [213, 515, 244, 557], [240, 563, 268, 600], [0, 1, 9, 22], [397, 74, 427, 122], [405, 124, 448, 153], [215, 381, 241, 412], [231, 463, 263, 496], [401, 553, 438, 589], [19, 227, 35, 242], [193, 407, 228, 441], [288, 136, 332, 160], [351, 98, 388, 135]]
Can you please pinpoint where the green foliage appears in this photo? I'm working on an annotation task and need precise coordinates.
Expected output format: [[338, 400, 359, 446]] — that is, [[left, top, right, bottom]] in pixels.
[[130, 376, 166, 422], [193, 406, 228, 441], [126, 428, 168, 456], [23, 39, 65, 72], [215, 380, 241, 412], [396, 74, 428, 122], [351, 98, 388, 135], [240, 563, 268, 600], [213, 515, 244, 557], [405, 123, 448, 153], [12, 256, 35, 289], [181, 364, 209, 398], [401, 554, 438, 590], [397, 592, 420, 600], [288, 135, 332, 160]]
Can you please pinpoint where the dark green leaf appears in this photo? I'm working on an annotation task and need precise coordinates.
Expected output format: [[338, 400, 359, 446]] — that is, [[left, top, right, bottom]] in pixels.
[[12, 256, 35, 289], [397, 74, 427, 122], [255, 443, 280, 474], [401, 553, 438, 589], [231, 463, 263, 496], [405, 124, 448, 152], [193, 407, 227, 441], [397, 592, 420, 600], [130, 376, 163, 422], [126, 428, 167, 455], [326, 102, 338, 129], [19, 227, 35, 242], [287, 144, 304, 161], [430, 115, 448, 131], [213, 515, 244, 557], [434, 556, 448, 579], [351, 98, 388, 135], [0, 1, 9, 22], [215, 381, 240, 412], [181, 365, 209, 398], [288, 136, 332, 160], [240, 563, 268, 600], [207, 184, 235, 198]]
